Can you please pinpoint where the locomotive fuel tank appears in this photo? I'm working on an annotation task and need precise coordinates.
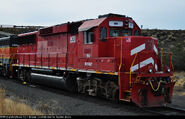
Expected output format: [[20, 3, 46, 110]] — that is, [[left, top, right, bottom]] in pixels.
[[31, 72, 77, 92], [31, 73, 67, 89]]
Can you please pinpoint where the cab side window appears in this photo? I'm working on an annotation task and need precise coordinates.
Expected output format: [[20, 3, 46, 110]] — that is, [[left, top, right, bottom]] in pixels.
[[134, 30, 139, 36], [100, 27, 107, 40], [84, 31, 94, 44]]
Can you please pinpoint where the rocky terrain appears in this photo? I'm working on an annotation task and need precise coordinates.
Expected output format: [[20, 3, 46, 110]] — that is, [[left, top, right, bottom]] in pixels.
[[141, 29, 185, 71], [0, 25, 43, 35], [169, 72, 185, 109]]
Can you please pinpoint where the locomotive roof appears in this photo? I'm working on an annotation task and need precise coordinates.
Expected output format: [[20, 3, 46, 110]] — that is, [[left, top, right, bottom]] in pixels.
[[98, 13, 126, 18], [0, 35, 17, 41], [18, 31, 38, 36], [0, 36, 11, 40], [78, 18, 106, 32], [39, 13, 131, 31], [78, 13, 133, 32], [18, 13, 134, 36]]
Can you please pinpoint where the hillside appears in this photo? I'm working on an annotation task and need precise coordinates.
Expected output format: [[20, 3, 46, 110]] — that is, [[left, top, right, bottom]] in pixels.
[[0, 27, 184, 71], [141, 29, 185, 71], [0, 26, 42, 36]]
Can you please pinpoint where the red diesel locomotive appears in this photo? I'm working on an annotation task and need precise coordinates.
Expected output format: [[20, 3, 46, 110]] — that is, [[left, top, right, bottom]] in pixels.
[[1, 13, 175, 107]]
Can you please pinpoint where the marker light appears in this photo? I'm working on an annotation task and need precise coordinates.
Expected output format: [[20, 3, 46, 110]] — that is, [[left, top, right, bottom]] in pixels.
[[149, 69, 153, 73], [167, 68, 171, 72]]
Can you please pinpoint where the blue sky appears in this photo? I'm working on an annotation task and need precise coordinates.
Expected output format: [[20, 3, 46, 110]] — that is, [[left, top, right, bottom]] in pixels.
[[0, 0, 185, 29]]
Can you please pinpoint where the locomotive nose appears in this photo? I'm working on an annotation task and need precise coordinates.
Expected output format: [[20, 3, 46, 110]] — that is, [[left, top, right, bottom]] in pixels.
[[126, 36, 159, 73]]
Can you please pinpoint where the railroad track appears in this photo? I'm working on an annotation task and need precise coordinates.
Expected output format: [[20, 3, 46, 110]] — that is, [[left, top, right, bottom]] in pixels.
[[1, 76, 185, 116], [23, 82, 185, 116], [143, 106, 185, 116]]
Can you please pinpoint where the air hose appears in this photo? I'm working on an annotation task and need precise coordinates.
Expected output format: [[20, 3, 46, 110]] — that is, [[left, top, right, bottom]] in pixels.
[[149, 80, 161, 92]]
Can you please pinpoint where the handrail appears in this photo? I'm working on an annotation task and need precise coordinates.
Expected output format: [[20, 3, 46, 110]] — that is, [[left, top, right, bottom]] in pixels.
[[35, 53, 36, 67], [129, 53, 138, 88], [171, 61, 175, 73], [161, 51, 174, 73], [56, 53, 58, 69], [118, 38, 123, 86], [29, 54, 30, 67], [23, 54, 25, 66], [48, 53, 50, 68], [9, 54, 14, 76], [41, 53, 42, 67]]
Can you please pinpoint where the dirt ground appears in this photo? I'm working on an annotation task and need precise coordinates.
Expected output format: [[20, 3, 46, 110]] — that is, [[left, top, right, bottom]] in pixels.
[[0, 77, 153, 115], [169, 72, 185, 108]]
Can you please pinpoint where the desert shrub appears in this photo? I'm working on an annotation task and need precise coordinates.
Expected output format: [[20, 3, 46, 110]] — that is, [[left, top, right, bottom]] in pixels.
[[0, 89, 43, 115]]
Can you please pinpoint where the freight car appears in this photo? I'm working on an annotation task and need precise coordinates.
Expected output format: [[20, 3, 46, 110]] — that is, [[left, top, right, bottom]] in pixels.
[[1, 13, 175, 107]]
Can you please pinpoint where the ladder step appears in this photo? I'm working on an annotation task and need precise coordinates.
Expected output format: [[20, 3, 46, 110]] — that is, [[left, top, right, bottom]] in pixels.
[[124, 90, 131, 93], [120, 98, 131, 102]]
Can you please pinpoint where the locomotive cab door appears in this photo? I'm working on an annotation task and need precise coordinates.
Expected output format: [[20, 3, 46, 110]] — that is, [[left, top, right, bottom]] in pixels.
[[77, 29, 98, 70]]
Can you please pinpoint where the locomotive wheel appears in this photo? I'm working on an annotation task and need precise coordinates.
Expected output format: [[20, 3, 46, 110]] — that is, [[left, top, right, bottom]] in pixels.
[[11, 68, 18, 79], [113, 89, 119, 103], [84, 86, 89, 95], [18, 69, 25, 82], [65, 72, 78, 93], [18, 69, 32, 83], [2, 68, 7, 77], [2, 67, 9, 79], [25, 70, 32, 83]]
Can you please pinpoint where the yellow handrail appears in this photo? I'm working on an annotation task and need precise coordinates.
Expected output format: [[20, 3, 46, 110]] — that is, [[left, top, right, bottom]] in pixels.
[[118, 38, 123, 86], [129, 53, 138, 88]]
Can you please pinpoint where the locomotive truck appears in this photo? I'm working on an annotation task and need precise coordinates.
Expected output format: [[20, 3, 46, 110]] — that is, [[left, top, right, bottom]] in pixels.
[[0, 13, 175, 107]]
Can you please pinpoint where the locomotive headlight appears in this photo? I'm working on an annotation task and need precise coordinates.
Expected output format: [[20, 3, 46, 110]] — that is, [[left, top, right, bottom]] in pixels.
[[167, 68, 171, 72], [149, 69, 153, 73]]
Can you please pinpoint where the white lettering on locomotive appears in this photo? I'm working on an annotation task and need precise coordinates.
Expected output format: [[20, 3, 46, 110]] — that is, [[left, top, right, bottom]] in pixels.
[[86, 54, 91, 58], [70, 36, 76, 43], [85, 62, 93, 66], [109, 21, 123, 27]]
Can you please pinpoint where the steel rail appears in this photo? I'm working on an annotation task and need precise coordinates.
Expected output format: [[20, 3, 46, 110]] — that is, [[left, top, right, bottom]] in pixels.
[[142, 106, 185, 116]]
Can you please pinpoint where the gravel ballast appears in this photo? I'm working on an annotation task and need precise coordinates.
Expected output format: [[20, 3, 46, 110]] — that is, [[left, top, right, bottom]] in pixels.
[[0, 77, 154, 115]]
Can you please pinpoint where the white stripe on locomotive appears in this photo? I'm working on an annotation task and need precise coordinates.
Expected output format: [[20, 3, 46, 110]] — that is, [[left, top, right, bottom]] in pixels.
[[131, 43, 145, 56]]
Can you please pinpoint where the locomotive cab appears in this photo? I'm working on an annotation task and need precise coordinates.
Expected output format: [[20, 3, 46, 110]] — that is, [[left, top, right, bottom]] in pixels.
[[0, 35, 18, 77]]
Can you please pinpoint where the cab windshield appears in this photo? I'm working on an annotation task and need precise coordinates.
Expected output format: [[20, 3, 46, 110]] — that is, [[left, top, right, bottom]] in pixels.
[[109, 29, 120, 37], [109, 29, 132, 37]]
